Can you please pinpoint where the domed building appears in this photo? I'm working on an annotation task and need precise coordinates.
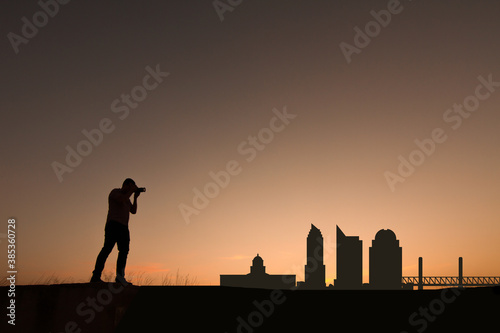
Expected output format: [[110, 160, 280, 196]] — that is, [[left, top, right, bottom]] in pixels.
[[250, 254, 265, 275], [369, 229, 402, 289], [220, 254, 296, 289]]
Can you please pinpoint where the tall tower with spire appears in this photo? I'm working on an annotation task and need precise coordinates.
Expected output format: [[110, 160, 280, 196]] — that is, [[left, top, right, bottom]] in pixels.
[[304, 224, 325, 289]]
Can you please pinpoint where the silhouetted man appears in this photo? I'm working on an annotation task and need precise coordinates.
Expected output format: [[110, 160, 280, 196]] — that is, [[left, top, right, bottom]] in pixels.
[[90, 178, 141, 285]]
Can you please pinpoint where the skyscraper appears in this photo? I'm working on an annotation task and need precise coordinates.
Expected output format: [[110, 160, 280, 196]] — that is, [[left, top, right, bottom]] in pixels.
[[369, 229, 402, 289], [304, 224, 325, 289], [334, 225, 363, 289]]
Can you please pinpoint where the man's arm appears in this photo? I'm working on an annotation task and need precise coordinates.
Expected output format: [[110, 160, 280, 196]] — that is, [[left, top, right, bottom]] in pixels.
[[130, 192, 139, 214]]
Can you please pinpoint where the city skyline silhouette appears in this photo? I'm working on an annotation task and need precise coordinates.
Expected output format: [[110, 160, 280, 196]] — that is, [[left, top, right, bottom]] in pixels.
[[220, 223, 500, 290]]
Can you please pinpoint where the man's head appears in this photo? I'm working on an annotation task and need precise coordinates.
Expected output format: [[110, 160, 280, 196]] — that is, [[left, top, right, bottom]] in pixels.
[[122, 178, 138, 195]]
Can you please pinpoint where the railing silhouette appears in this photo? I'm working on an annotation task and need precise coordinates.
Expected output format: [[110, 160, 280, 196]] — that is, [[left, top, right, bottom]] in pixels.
[[402, 257, 500, 289], [402, 276, 500, 287]]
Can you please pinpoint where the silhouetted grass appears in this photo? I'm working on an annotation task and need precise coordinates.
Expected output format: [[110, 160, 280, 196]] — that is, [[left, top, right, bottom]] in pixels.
[[128, 271, 154, 286], [1, 269, 198, 286], [160, 269, 198, 286], [30, 273, 76, 285]]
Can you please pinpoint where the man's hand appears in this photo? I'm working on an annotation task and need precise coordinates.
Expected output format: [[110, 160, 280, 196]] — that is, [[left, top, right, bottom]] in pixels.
[[134, 190, 141, 199]]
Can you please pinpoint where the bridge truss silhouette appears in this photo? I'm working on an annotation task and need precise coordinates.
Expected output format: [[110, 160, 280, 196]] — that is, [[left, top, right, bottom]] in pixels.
[[402, 257, 500, 289], [402, 276, 500, 287]]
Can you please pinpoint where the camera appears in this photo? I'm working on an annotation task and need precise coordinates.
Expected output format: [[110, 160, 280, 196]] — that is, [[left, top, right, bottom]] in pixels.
[[136, 187, 146, 193]]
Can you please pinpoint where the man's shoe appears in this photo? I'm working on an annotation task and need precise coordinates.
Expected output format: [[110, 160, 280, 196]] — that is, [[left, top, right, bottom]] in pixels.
[[90, 276, 104, 283], [115, 275, 133, 286]]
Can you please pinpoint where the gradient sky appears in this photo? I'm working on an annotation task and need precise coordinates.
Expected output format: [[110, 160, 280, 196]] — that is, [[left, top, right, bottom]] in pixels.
[[2, 0, 500, 285]]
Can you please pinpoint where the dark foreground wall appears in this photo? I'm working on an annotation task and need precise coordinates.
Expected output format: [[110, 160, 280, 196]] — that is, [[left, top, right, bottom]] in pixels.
[[1, 285, 499, 332], [117, 286, 500, 332], [0, 283, 139, 333]]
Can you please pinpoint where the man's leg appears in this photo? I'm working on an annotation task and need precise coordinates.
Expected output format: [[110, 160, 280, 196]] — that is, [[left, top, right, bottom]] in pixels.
[[92, 222, 118, 280], [116, 225, 130, 281]]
